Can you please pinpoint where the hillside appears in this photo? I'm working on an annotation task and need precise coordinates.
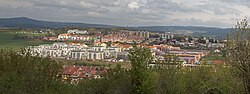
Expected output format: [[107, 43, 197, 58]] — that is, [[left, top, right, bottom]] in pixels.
[[0, 17, 119, 28], [129, 26, 232, 38]]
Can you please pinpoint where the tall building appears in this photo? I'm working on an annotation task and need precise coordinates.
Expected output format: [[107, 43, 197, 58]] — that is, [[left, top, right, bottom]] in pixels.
[[160, 32, 174, 39], [136, 31, 150, 38]]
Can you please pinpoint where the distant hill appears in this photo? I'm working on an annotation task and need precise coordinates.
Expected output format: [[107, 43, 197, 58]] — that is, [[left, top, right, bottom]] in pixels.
[[128, 26, 233, 38], [0, 17, 120, 28], [0, 17, 233, 38]]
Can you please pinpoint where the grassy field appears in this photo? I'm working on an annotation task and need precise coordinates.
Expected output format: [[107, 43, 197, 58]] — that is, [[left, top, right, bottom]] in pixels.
[[201, 51, 223, 63], [0, 31, 53, 51]]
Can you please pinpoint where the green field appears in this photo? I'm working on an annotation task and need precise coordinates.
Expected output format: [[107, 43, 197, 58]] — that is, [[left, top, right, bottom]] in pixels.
[[201, 52, 223, 62], [0, 32, 53, 51]]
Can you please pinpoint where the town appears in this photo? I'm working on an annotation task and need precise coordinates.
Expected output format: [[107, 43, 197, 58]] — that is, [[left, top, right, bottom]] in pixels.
[[29, 29, 225, 65], [22, 28, 226, 82]]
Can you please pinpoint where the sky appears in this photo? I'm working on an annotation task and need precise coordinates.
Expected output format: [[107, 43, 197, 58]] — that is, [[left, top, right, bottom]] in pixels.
[[0, 0, 250, 27]]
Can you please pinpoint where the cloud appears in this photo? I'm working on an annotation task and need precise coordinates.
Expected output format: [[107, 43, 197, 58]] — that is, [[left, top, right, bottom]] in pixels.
[[128, 2, 140, 9], [0, 0, 249, 27], [87, 12, 103, 17], [80, 1, 96, 8]]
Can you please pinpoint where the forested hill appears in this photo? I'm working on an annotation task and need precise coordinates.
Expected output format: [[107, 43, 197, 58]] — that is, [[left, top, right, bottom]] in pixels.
[[129, 26, 232, 38], [0, 17, 120, 29]]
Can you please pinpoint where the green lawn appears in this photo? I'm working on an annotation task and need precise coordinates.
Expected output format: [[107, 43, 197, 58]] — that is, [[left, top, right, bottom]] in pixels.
[[201, 52, 223, 62], [0, 32, 53, 51]]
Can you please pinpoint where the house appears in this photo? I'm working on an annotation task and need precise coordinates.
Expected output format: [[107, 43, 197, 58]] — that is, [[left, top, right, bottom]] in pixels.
[[58, 33, 71, 40], [153, 44, 180, 53], [94, 42, 107, 47], [48, 37, 57, 41], [176, 54, 198, 64], [117, 44, 133, 51]]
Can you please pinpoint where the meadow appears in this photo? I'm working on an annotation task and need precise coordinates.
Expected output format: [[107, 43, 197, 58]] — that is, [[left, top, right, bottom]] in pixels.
[[0, 31, 53, 51]]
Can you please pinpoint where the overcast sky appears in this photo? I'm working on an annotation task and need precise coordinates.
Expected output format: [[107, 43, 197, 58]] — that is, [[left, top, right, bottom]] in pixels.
[[0, 0, 249, 27]]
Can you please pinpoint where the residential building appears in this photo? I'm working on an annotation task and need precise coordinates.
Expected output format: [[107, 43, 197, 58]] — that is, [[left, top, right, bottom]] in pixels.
[[62, 65, 107, 83], [160, 32, 174, 39], [67, 29, 88, 34]]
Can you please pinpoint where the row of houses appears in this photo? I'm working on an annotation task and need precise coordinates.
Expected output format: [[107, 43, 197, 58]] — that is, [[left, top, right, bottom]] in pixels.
[[57, 30, 149, 43], [62, 65, 107, 83], [101, 34, 144, 43], [58, 33, 94, 41]]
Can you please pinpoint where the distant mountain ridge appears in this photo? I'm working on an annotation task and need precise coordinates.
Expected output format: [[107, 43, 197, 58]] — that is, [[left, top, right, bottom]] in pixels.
[[0, 17, 232, 38], [129, 26, 233, 38], [0, 17, 120, 28]]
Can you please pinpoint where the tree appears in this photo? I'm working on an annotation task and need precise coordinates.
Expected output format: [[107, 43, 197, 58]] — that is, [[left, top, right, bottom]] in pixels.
[[107, 64, 131, 94], [224, 17, 250, 93], [73, 64, 130, 94], [106, 41, 112, 47], [129, 47, 156, 94], [0, 49, 62, 94], [154, 54, 185, 94]]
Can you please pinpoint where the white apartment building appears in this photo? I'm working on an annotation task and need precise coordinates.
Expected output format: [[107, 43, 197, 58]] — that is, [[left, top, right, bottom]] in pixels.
[[58, 34, 71, 40], [28, 43, 129, 61], [135, 31, 150, 38], [160, 32, 174, 39], [67, 29, 88, 34]]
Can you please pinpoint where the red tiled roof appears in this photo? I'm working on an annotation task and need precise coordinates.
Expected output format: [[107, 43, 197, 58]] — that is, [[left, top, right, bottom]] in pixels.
[[62, 66, 80, 75], [90, 70, 96, 75], [79, 73, 86, 78], [62, 65, 108, 79], [146, 46, 156, 49]]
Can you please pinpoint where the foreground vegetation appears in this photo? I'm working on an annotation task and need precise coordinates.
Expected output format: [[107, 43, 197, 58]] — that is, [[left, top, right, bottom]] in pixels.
[[0, 48, 246, 94]]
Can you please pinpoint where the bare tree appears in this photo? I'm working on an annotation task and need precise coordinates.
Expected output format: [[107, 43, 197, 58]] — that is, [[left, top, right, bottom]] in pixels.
[[224, 17, 250, 93]]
